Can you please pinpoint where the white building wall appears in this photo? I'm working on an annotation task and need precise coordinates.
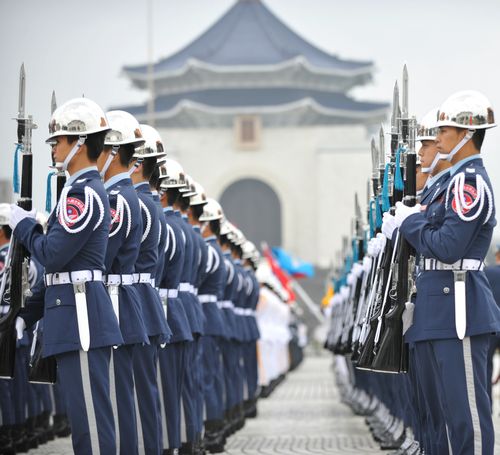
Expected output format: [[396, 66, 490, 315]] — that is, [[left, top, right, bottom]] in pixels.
[[159, 124, 371, 267]]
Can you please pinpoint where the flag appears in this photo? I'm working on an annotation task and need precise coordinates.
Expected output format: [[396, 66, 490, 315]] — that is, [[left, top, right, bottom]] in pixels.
[[271, 247, 314, 278], [262, 243, 296, 302]]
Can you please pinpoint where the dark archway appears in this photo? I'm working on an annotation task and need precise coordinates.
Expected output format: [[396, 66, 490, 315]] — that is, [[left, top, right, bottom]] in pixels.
[[219, 178, 282, 247]]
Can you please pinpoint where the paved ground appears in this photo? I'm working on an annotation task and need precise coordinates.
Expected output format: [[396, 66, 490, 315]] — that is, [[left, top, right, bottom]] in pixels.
[[27, 353, 500, 454]]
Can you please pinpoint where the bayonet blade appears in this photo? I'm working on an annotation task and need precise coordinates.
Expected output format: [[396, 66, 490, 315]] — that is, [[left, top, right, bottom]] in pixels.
[[371, 137, 379, 174], [391, 81, 399, 131], [18, 63, 26, 119], [51, 90, 57, 115], [402, 64, 409, 118], [378, 126, 385, 168]]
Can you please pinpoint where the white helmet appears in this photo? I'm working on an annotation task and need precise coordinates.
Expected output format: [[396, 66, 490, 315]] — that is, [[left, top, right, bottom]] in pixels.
[[417, 108, 439, 141], [134, 124, 166, 159], [160, 159, 187, 189], [0, 203, 10, 226], [220, 219, 234, 236], [158, 161, 168, 180], [242, 240, 257, 260], [47, 98, 110, 143], [104, 111, 145, 147], [229, 226, 246, 246], [436, 90, 496, 130], [179, 174, 193, 194], [199, 198, 224, 221], [189, 182, 207, 206]]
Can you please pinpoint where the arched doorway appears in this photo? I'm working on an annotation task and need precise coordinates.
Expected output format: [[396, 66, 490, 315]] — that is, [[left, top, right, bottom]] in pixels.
[[219, 178, 282, 247]]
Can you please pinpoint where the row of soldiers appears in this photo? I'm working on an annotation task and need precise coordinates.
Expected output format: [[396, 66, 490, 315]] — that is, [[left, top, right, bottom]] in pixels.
[[325, 86, 500, 454], [0, 95, 302, 455]]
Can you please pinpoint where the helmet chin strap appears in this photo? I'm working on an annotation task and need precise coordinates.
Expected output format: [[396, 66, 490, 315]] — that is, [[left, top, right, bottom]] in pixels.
[[438, 130, 474, 162], [100, 145, 120, 178], [421, 152, 441, 174], [128, 157, 143, 176], [62, 136, 86, 172]]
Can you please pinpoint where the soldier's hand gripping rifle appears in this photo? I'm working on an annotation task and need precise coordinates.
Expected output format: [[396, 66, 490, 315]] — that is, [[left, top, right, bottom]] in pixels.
[[372, 65, 417, 373], [0, 64, 37, 378]]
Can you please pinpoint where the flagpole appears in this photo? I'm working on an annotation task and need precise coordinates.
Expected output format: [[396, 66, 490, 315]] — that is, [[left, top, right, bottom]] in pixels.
[[290, 279, 325, 323]]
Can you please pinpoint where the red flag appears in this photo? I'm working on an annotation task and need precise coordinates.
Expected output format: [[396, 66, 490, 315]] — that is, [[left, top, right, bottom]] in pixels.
[[262, 243, 296, 302]]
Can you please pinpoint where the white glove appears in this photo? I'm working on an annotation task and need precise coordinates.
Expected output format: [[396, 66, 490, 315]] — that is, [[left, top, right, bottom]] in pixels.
[[352, 262, 364, 278], [340, 285, 350, 300], [9, 204, 36, 231], [346, 272, 356, 286], [15, 317, 26, 340], [376, 233, 387, 253], [394, 201, 421, 227], [382, 212, 398, 240], [362, 256, 372, 273]]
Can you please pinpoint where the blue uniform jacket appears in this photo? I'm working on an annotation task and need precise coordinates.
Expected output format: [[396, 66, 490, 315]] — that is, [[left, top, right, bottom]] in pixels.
[[105, 175, 148, 346], [16, 168, 123, 356], [243, 266, 261, 341], [221, 251, 238, 341], [198, 236, 227, 337], [400, 157, 500, 342], [176, 213, 202, 335], [160, 207, 192, 343], [233, 259, 250, 342], [153, 192, 166, 287], [485, 265, 500, 307], [134, 182, 171, 343]]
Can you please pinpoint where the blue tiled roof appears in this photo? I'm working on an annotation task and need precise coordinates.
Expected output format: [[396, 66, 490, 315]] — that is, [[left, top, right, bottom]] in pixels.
[[116, 88, 387, 115], [124, 0, 372, 75]]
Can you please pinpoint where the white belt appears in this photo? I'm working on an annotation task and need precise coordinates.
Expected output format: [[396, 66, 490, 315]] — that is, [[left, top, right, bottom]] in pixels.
[[243, 309, 255, 317], [105, 274, 134, 286], [233, 307, 245, 316], [198, 294, 217, 304], [44, 270, 103, 286], [219, 300, 234, 310], [423, 258, 483, 271], [179, 282, 191, 292], [0, 306, 9, 315], [159, 288, 179, 299], [151, 278, 156, 288], [133, 273, 152, 284]]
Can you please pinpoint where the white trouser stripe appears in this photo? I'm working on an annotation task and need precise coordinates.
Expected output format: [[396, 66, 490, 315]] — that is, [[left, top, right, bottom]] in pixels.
[[79, 351, 100, 455], [157, 360, 169, 449], [463, 337, 482, 455], [109, 351, 120, 454], [180, 394, 187, 443], [133, 379, 145, 453], [445, 424, 452, 455]]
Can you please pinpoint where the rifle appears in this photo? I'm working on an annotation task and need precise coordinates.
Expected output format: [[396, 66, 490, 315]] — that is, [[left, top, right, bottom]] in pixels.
[[372, 65, 417, 373], [0, 64, 37, 378]]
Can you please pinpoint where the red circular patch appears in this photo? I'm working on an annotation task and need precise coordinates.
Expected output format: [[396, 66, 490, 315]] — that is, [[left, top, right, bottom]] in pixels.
[[59, 197, 85, 227], [451, 184, 477, 215], [110, 208, 121, 229]]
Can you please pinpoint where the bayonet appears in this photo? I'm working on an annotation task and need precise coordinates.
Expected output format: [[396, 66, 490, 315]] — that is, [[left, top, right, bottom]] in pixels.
[[391, 81, 399, 134], [51, 90, 57, 115], [371, 138, 379, 179], [18, 64, 26, 120], [378, 126, 386, 170], [402, 64, 409, 118]]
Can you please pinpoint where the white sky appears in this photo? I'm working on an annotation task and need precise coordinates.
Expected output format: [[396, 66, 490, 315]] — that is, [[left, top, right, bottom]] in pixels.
[[1, 0, 500, 240]]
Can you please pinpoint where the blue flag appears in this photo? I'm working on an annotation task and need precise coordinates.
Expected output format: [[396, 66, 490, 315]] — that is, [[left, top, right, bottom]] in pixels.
[[271, 247, 314, 278]]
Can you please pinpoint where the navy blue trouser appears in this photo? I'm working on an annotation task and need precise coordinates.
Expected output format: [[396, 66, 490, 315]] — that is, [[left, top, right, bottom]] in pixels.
[[159, 342, 187, 450], [242, 341, 258, 401], [415, 335, 494, 455], [220, 340, 237, 412], [201, 336, 224, 421], [110, 344, 139, 455], [57, 347, 116, 455], [182, 340, 198, 443], [133, 340, 163, 455]]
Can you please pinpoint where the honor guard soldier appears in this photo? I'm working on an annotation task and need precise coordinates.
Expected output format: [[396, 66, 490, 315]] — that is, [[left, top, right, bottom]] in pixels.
[[129, 126, 172, 455], [11, 98, 124, 454], [161, 159, 203, 455], [196, 197, 228, 453], [240, 241, 261, 418], [158, 162, 193, 455], [97, 110, 150, 455], [383, 90, 500, 454]]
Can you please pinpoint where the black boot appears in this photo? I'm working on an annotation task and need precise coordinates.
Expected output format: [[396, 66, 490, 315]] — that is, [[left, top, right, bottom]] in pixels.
[[203, 420, 225, 454], [0, 425, 16, 455], [24, 417, 40, 450], [179, 442, 196, 455], [53, 414, 71, 438], [243, 399, 257, 418], [11, 424, 29, 453], [163, 449, 180, 455], [39, 411, 55, 441]]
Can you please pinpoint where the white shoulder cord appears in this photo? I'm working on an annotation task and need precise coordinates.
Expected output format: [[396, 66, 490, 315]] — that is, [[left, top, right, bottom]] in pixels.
[[57, 186, 105, 234], [246, 275, 253, 296], [139, 200, 152, 243], [181, 230, 186, 245], [225, 259, 234, 285], [166, 224, 176, 260], [109, 194, 132, 238], [158, 221, 162, 246], [445, 172, 493, 223]]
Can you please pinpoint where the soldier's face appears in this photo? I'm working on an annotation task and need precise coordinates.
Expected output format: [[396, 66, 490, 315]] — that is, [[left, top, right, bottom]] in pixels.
[[418, 140, 438, 168], [435, 126, 465, 154], [51, 136, 73, 164]]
